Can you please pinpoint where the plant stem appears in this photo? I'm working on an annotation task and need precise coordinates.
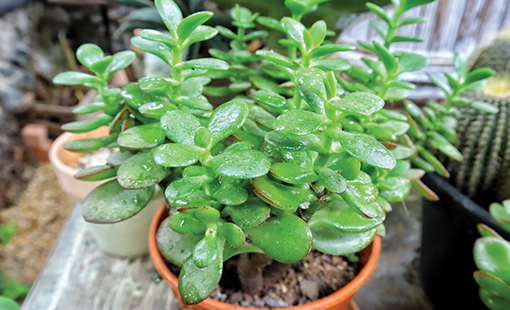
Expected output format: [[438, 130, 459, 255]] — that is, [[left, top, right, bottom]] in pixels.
[[237, 253, 272, 294]]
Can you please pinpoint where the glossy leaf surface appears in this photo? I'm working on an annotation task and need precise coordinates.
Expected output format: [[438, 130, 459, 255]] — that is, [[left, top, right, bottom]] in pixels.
[[153, 143, 202, 167], [329, 92, 384, 116], [222, 198, 270, 230], [208, 100, 248, 145], [311, 227, 376, 255], [161, 110, 201, 145], [118, 123, 166, 149], [252, 176, 314, 211], [209, 150, 270, 179], [117, 151, 168, 189], [157, 218, 202, 267]]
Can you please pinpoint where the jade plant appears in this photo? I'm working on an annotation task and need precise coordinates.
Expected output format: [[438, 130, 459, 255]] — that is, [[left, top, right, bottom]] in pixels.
[[53, 0, 498, 305], [474, 200, 510, 310]]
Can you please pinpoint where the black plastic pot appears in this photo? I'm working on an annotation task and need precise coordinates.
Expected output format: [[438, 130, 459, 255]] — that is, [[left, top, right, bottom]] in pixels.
[[420, 173, 510, 310]]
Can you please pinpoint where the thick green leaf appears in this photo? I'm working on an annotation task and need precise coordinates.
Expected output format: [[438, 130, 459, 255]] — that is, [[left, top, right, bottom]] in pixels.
[[155, 0, 182, 35], [161, 110, 201, 145], [384, 88, 409, 101], [209, 150, 270, 179], [370, 20, 388, 38], [76, 43, 104, 69], [401, 0, 436, 12], [309, 200, 383, 233], [310, 44, 356, 58], [61, 115, 112, 133], [177, 11, 213, 44], [53, 71, 104, 86], [157, 218, 202, 267], [222, 198, 270, 230], [218, 223, 245, 247], [252, 176, 314, 212], [297, 67, 327, 114], [121, 83, 162, 109], [246, 215, 312, 263], [256, 50, 297, 68], [178, 241, 223, 305], [106, 51, 136, 79], [130, 36, 173, 65], [479, 288, 510, 310], [399, 16, 428, 26], [329, 92, 384, 116], [474, 271, 510, 300], [472, 101, 499, 114], [453, 52, 469, 80], [464, 68, 495, 86], [74, 165, 119, 181], [490, 203, 510, 233], [64, 134, 118, 153], [73, 102, 105, 115], [366, 3, 390, 24], [208, 100, 249, 145], [153, 143, 202, 167], [428, 132, 462, 160], [216, 186, 248, 205], [309, 20, 327, 48], [373, 42, 397, 74], [118, 123, 166, 149], [0, 297, 21, 310], [169, 211, 207, 234], [179, 58, 229, 70], [183, 25, 218, 49], [378, 176, 411, 202], [270, 162, 317, 184], [426, 72, 452, 94], [140, 29, 177, 49], [281, 17, 306, 46], [82, 179, 154, 223], [139, 101, 177, 117], [253, 90, 289, 111], [117, 151, 168, 189], [274, 110, 326, 136], [265, 131, 324, 152], [474, 237, 510, 285], [318, 168, 347, 194], [193, 236, 219, 268], [311, 227, 376, 255], [311, 58, 351, 72], [138, 77, 172, 97], [335, 131, 396, 169]]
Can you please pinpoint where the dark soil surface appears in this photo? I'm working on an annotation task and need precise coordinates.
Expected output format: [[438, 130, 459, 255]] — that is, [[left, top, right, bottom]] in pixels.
[[168, 251, 359, 308]]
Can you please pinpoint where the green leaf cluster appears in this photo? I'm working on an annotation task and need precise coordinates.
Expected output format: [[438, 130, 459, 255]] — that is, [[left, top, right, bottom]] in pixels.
[[54, 0, 497, 305]]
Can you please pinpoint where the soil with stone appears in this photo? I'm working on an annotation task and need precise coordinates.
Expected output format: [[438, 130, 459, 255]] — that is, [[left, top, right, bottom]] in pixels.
[[168, 251, 359, 308]]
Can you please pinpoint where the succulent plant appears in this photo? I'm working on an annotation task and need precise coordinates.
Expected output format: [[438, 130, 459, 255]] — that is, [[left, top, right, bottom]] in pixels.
[[441, 34, 510, 201], [53, 0, 497, 306], [474, 200, 510, 310]]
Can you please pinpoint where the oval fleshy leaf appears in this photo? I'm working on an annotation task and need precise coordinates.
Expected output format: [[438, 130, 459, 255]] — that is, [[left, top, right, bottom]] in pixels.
[[208, 100, 249, 145], [336, 131, 396, 169], [157, 218, 202, 267], [216, 186, 248, 205], [153, 143, 202, 167], [274, 110, 326, 136], [74, 165, 119, 181], [252, 176, 315, 211], [209, 150, 270, 179], [193, 236, 219, 268], [117, 123, 166, 149], [246, 215, 312, 263], [329, 92, 384, 116], [474, 271, 510, 299], [297, 67, 327, 115], [64, 134, 118, 153], [309, 200, 384, 233], [61, 114, 113, 133], [474, 237, 510, 284], [117, 151, 168, 189], [82, 179, 155, 223], [169, 211, 207, 234], [222, 198, 271, 230], [218, 222, 245, 247], [311, 227, 376, 255], [155, 0, 182, 35], [76, 43, 104, 68], [269, 162, 318, 184], [161, 110, 201, 145], [319, 168, 347, 194], [178, 241, 223, 305]]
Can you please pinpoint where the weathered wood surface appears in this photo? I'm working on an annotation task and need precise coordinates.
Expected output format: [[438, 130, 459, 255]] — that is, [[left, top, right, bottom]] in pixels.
[[21, 204, 180, 310]]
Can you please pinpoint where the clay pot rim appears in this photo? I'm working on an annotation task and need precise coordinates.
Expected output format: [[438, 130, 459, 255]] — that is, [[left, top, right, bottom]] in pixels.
[[48, 131, 80, 176], [149, 203, 381, 310]]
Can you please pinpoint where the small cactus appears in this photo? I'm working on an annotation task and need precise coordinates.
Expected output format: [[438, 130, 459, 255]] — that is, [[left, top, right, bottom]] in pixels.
[[445, 32, 510, 201]]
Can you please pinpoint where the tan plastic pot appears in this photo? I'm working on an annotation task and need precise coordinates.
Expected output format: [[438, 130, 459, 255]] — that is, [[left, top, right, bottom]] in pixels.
[[149, 204, 380, 310], [49, 126, 110, 201]]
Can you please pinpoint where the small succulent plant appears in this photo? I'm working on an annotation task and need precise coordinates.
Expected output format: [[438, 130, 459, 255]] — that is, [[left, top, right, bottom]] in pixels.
[[474, 200, 510, 310], [54, 0, 497, 305]]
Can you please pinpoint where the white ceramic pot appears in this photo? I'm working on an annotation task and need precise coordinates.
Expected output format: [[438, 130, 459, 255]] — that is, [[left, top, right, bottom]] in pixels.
[[49, 126, 165, 257], [87, 189, 165, 257]]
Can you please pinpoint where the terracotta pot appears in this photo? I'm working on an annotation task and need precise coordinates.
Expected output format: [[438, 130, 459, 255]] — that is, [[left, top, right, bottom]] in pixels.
[[49, 126, 110, 201], [149, 204, 380, 310]]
